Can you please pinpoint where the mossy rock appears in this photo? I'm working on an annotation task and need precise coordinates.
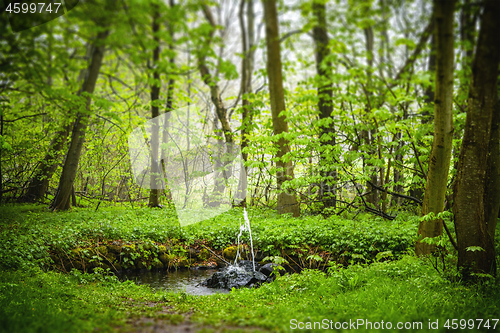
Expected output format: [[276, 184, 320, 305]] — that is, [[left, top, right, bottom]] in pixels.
[[69, 248, 83, 258], [113, 262, 122, 271], [158, 245, 167, 253], [107, 244, 122, 254], [105, 253, 117, 264], [197, 248, 211, 261], [158, 253, 168, 264], [151, 259, 164, 269], [96, 246, 108, 256], [223, 246, 237, 260], [121, 244, 136, 255], [223, 245, 247, 260]]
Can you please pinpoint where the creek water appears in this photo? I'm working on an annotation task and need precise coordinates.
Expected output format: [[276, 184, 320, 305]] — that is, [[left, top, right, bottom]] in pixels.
[[118, 268, 229, 295]]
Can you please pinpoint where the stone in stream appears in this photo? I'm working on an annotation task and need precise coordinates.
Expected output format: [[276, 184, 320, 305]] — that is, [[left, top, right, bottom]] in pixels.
[[202, 260, 268, 289], [258, 263, 284, 278]]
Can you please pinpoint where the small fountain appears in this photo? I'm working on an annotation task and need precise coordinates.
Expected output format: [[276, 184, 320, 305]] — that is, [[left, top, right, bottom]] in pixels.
[[202, 208, 274, 290]]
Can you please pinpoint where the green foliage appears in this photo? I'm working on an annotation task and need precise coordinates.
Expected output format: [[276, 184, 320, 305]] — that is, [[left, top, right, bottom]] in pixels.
[[0, 267, 168, 333], [173, 256, 500, 332]]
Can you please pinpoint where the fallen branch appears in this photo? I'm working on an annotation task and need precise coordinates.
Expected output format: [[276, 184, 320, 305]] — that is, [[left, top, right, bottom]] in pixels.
[[201, 244, 230, 265]]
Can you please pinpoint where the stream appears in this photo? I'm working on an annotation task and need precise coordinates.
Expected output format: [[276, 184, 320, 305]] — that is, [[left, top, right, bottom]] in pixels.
[[118, 268, 229, 295]]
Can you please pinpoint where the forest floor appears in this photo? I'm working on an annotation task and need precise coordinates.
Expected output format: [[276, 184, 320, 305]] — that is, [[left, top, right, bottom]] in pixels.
[[1, 203, 499, 332]]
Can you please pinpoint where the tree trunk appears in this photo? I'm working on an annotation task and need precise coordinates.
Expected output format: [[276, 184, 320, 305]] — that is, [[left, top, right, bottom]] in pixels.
[[148, 3, 161, 208], [198, 5, 235, 206], [237, 0, 255, 206], [312, 0, 336, 210], [416, 0, 455, 256], [160, 0, 177, 203], [262, 0, 299, 217], [50, 30, 109, 211], [20, 40, 96, 203], [453, 0, 500, 276], [20, 123, 71, 202]]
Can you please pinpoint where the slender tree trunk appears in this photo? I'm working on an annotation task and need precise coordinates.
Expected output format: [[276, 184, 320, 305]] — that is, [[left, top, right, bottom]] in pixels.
[[148, 3, 161, 208], [312, 0, 336, 210], [198, 5, 235, 206], [20, 123, 71, 202], [237, 0, 255, 206], [453, 0, 500, 276], [416, 0, 455, 255], [199, 5, 234, 147], [50, 30, 109, 211], [262, 0, 299, 217], [160, 0, 177, 203], [20, 40, 96, 203]]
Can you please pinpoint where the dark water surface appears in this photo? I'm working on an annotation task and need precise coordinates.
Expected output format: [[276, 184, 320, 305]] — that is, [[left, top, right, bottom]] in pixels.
[[118, 269, 229, 295]]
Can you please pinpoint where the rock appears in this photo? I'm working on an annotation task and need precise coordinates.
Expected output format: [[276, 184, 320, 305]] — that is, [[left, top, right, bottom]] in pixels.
[[96, 246, 108, 256], [158, 253, 169, 264], [107, 244, 122, 254], [105, 253, 117, 264], [151, 259, 164, 270], [259, 263, 283, 277], [223, 246, 238, 260], [202, 261, 267, 290]]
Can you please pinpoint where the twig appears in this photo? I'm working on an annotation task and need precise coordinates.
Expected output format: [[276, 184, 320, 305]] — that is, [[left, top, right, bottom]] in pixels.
[[201, 244, 230, 265], [442, 221, 458, 251]]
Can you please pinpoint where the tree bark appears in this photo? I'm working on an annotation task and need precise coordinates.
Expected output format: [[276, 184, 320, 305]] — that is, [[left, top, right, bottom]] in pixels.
[[262, 0, 299, 216], [50, 30, 109, 211], [416, 0, 455, 256], [237, 0, 255, 206], [148, 3, 161, 208], [20, 123, 71, 202], [453, 0, 500, 276], [312, 0, 336, 210]]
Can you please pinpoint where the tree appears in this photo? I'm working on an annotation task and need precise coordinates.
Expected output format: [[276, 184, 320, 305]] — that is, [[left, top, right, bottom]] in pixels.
[[262, 0, 299, 217], [50, 29, 110, 211], [452, 0, 500, 277], [416, 0, 455, 256], [312, 0, 337, 210], [237, 0, 256, 205], [148, 1, 162, 208]]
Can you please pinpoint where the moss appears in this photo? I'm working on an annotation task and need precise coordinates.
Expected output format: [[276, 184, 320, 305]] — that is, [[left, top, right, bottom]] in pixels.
[[151, 259, 164, 269], [105, 253, 116, 264], [69, 248, 82, 258], [198, 248, 210, 261], [107, 244, 122, 254], [158, 253, 168, 264], [223, 245, 246, 260], [158, 245, 167, 253], [96, 246, 108, 256], [223, 246, 237, 260], [121, 244, 136, 255]]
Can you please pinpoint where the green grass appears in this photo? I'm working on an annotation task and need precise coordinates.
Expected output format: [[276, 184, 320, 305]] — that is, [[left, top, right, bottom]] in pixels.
[[0, 267, 177, 333], [1, 204, 499, 333], [176, 256, 500, 332]]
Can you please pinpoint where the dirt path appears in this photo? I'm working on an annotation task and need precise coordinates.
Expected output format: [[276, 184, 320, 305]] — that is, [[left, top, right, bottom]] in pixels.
[[117, 301, 267, 333]]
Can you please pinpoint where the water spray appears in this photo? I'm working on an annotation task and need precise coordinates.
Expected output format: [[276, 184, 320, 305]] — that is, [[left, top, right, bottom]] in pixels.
[[234, 208, 256, 271]]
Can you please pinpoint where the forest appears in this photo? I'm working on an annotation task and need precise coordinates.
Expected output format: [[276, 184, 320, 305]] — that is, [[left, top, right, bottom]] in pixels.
[[1, 0, 500, 331]]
